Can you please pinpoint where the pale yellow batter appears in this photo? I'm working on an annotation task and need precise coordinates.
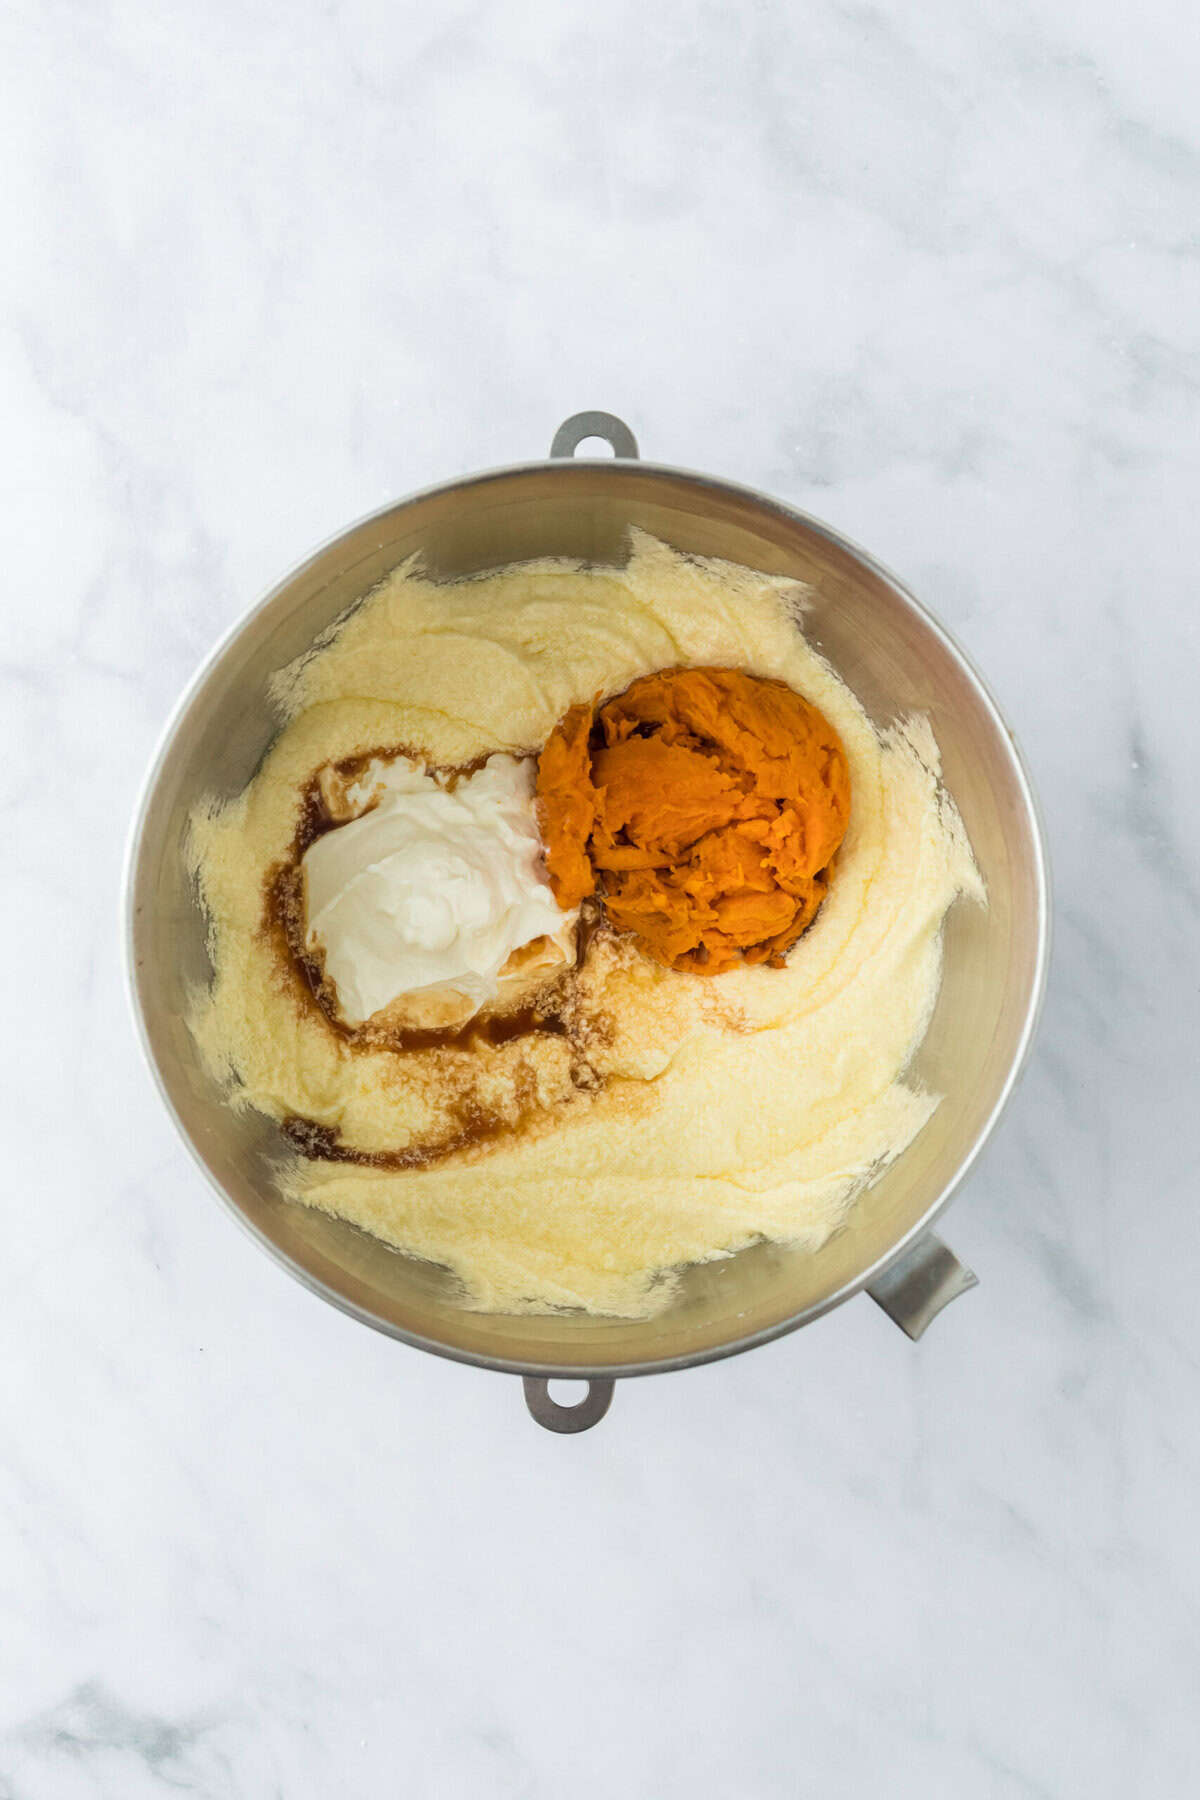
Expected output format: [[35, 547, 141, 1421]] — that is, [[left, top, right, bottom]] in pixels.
[[189, 532, 982, 1317]]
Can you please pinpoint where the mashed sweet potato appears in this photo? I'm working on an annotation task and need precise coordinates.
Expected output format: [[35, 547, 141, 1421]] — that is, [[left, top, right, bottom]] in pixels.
[[536, 666, 851, 972]]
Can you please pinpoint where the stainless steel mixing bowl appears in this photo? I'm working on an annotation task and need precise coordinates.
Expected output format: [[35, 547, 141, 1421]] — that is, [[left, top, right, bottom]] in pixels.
[[126, 411, 1049, 1433]]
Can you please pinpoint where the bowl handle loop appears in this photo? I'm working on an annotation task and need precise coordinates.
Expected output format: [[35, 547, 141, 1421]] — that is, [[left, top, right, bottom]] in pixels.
[[867, 1233, 978, 1340], [549, 411, 640, 461], [522, 1376, 615, 1433]]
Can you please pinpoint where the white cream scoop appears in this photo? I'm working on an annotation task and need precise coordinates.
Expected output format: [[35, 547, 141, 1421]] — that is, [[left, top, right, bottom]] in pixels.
[[302, 753, 575, 1027]]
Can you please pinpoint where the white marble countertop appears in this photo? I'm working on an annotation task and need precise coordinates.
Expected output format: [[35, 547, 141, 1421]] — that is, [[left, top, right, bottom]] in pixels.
[[4, 2, 1199, 1794]]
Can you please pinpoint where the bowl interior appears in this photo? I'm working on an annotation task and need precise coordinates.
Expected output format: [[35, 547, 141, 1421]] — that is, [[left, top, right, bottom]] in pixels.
[[129, 464, 1045, 1374]]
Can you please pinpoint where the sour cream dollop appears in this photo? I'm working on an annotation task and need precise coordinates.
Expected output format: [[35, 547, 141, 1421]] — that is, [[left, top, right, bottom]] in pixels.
[[302, 754, 574, 1026]]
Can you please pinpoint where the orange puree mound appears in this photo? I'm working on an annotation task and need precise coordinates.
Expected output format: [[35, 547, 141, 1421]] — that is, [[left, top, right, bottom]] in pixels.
[[536, 666, 851, 973]]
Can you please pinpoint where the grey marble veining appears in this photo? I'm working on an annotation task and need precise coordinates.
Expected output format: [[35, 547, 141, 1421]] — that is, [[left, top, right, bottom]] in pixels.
[[2, 1, 1199, 1795]]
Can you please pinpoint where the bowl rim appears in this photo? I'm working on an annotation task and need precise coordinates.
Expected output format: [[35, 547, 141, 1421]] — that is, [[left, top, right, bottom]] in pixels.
[[124, 454, 1052, 1381]]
